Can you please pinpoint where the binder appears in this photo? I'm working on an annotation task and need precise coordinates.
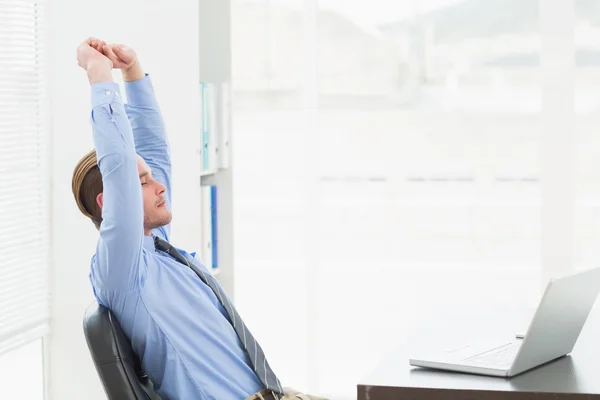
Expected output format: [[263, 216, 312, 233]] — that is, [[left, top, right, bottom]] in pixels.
[[201, 185, 218, 270], [217, 82, 230, 169], [210, 185, 218, 269], [200, 82, 218, 174]]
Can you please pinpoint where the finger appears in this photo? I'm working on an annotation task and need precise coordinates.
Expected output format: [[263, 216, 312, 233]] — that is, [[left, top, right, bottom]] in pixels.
[[90, 40, 102, 52], [103, 44, 124, 67], [113, 45, 134, 62], [83, 36, 100, 46], [113, 45, 128, 57], [111, 44, 130, 63], [102, 44, 117, 60]]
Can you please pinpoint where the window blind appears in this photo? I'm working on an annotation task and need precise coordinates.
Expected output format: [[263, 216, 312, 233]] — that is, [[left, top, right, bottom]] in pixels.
[[0, 0, 50, 356]]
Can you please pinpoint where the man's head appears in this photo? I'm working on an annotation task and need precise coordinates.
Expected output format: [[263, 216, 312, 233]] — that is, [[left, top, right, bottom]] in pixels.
[[72, 150, 172, 234]]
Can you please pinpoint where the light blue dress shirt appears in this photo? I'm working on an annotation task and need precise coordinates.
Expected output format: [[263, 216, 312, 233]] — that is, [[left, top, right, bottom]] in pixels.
[[88, 75, 264, 400]]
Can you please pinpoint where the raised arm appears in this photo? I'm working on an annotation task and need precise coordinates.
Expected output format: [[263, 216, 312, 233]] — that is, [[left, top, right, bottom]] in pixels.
[[102, 44, 172, 240], [78, 38, 144, 290]]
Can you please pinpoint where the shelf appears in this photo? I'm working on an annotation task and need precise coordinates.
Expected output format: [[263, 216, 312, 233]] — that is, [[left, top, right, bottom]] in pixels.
[[200, 170, 218, 177]]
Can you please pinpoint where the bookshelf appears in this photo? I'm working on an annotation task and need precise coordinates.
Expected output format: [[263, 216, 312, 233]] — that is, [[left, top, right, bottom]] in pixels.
[[198, 0, 234, 296]]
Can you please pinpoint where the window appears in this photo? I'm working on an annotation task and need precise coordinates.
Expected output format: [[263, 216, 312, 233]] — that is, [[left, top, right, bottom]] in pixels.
[[0, 339, 45, 399], [313, 0, 542, 394], [232, 0, 578, 398], [575, 0, 600, 273], [0, 0, 50, 392]]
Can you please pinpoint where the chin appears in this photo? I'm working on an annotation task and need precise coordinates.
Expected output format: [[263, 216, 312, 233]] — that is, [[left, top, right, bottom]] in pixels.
[[145, 211, 173, 231], [157, 212, 173, 227], [162, 212, 173, 226]]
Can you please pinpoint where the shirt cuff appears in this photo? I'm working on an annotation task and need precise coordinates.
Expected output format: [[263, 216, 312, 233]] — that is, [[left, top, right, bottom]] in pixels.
[[124, 74, 157, 107], [91, 81, 123, 109]]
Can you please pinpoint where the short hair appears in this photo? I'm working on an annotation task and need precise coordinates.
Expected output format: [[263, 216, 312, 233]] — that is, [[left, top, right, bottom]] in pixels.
[[72, 149, 103, 229]]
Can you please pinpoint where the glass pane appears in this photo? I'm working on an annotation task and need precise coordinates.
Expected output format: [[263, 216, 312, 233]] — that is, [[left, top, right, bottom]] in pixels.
[[233, 0, 547, 398], [0, 339, 44, 400], [232, 0, 305, 110], [575, 0, 600, 272], [315, 0, 542, 396], [231, 0, 315, 391]]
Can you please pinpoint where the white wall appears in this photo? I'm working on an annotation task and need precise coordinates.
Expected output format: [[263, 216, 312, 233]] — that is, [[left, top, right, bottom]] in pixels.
[[47, 1, 202, 398]]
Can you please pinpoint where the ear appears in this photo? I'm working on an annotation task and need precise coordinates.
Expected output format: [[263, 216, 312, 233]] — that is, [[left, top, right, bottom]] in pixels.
[[96, 192, 104, 210]]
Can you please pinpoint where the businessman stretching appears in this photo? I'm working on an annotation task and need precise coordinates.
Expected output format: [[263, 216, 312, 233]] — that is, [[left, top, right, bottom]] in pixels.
[[72, 38, 325, 400]]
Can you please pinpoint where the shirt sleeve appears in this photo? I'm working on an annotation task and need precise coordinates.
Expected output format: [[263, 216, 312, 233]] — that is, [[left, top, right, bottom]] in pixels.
[[124, 74, 172, 241], [90, 81, 145, 290]]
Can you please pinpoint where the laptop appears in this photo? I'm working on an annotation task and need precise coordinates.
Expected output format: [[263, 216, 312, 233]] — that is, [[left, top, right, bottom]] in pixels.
[[409, 267, 600, 377]]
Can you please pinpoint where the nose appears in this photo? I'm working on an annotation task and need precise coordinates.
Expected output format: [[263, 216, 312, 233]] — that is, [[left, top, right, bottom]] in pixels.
[[156, 181, 166, 195]]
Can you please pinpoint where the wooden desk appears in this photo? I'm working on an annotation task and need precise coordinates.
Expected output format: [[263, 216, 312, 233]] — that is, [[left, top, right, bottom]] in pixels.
[[358, 305, 600, 399]]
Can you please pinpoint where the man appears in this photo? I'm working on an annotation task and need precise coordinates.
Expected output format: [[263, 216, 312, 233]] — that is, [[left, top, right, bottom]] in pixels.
[[72, 38, 325, 400]]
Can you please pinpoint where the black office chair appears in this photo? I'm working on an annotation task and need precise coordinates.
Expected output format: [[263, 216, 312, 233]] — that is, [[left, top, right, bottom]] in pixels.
[[83, 302, 162, 400]]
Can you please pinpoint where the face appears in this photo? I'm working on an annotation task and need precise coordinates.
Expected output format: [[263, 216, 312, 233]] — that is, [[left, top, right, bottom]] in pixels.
[[137, 155, 172, 234], [95, 155, 172, 234]]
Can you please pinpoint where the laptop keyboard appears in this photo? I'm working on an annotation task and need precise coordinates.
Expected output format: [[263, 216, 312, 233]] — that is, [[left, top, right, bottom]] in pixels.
[[462, 342, 521, 368]]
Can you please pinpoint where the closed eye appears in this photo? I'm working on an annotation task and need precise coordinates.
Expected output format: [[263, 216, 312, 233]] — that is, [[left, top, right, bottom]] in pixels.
[[139, 170, 151, 186]]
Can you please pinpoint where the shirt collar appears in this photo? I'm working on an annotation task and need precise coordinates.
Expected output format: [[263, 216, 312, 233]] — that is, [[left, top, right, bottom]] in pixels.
[[143, 235, 156, 252]]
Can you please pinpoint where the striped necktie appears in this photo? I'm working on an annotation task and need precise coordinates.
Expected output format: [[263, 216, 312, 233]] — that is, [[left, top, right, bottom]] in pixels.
[[153, 236, 284, 396]]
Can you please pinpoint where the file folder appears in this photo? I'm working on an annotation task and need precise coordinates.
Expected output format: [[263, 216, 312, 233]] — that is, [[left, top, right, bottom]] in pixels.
[[210, 185, 218, 269], [200, 82, 218, 174], [217, 82, 230, 169], [201, 185, 218, 270]]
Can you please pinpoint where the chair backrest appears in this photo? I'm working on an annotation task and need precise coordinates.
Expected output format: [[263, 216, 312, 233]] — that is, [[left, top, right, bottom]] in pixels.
[[83, 302, 162, 400]]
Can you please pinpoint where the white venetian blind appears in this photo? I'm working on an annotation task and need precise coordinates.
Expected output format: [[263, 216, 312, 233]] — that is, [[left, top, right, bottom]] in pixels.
[[0, 0, 50, 355]]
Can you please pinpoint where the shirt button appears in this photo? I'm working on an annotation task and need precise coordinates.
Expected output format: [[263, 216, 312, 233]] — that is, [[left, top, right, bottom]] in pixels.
[[115, 92, 120, 97], [105, 91, 111, 96], [111, 119, 116, 123]]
